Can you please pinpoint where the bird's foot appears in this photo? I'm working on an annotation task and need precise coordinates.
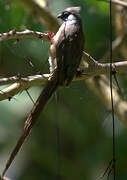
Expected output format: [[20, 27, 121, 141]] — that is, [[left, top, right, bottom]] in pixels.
[[47, 32, 55, 43]]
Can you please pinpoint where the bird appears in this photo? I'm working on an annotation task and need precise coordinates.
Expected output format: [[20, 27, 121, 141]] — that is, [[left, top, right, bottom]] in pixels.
[[1, 6, 85, 178], [49, 6, 85, 85]]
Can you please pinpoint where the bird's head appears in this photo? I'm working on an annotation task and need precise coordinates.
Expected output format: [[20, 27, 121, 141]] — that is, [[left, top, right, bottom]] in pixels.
[[57, 7, 81, 23]]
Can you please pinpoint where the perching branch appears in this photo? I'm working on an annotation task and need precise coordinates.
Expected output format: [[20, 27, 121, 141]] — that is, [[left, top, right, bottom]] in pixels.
[[0, 52, 127, 101], [82, 51, 127, 75]]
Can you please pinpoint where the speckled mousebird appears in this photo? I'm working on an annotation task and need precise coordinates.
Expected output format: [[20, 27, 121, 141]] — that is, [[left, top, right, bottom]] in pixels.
[[1, 7, 85, 178], [49, 6, 85, 85]]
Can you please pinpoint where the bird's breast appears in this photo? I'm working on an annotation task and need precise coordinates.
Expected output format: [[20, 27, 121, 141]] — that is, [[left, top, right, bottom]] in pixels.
[[53, 23, 66, 42], [49, 23, 65, 58]]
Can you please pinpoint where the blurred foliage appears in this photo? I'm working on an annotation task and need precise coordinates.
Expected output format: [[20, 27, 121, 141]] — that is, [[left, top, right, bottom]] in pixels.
[[0, 0, 127, 180]]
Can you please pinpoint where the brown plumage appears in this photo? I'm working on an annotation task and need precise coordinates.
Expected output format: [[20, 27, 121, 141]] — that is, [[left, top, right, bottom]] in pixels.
[[1, 7, 84, 178]]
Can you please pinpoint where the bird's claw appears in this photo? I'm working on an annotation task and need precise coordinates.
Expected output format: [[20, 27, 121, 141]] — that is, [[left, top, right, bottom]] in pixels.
[[47, 32, 55, 43]]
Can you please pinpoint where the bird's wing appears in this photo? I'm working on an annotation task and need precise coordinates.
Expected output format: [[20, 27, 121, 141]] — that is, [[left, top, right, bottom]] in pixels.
[[56, 23, 84, 85]]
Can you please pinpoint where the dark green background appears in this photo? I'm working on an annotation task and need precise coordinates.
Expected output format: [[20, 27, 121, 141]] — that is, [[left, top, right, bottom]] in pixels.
[[0, 0, 126, 180]]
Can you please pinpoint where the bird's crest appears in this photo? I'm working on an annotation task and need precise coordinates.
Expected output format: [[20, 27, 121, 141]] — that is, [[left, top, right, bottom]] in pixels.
[[64, 7, 81, 14]]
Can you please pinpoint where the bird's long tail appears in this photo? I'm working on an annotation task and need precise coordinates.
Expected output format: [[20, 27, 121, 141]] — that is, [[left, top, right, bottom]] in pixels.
[[1, 77, 58, 178]]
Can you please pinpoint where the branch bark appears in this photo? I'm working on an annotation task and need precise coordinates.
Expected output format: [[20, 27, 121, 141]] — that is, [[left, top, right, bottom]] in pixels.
[[0, 29, 50, 42]]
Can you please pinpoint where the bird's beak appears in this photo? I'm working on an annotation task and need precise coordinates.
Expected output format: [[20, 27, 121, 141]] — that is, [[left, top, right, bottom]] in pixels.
[[57, 13, 62, 19]]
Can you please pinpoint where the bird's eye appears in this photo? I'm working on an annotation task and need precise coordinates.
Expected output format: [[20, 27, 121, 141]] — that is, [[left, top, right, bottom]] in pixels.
[[63, 11, 70, 18]]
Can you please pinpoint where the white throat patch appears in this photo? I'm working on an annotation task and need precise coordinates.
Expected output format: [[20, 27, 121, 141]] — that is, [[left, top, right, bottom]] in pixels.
[[66, 14, 76, 24]]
